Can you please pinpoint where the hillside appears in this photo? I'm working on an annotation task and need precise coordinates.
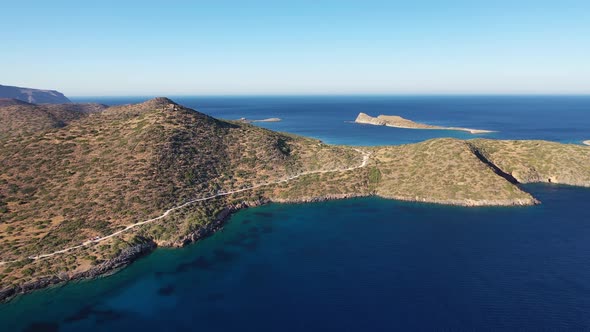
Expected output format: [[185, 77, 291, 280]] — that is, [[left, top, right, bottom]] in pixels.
[[469, 139, 590, 187], [1, 98, 589, 300], [0, 98, 361, 281], [0, 102, 107, 139], [0, 84, 71, 104], [371, 139, 536, 205]]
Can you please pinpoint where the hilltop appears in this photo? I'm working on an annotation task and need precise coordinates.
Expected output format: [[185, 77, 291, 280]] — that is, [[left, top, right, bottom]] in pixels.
[[0, 97, 360, 278], [355, 112, 493, 134], [0, 84, 71, 104], [0, 98, 589, 300]]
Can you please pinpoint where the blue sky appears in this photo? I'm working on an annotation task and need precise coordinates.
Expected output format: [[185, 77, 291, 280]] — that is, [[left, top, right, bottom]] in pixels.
[[2, 0, 589, 95]]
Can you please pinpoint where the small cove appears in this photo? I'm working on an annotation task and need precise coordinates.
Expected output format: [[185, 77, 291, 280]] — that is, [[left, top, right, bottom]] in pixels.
[[2, 184, 590, 331]]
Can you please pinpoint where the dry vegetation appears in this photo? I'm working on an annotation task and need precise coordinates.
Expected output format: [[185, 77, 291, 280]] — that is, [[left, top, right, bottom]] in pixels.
[[1, 98, 588, 295], [371, 138, 536, 205], [0, 101, 106, 139], [0, 98, 361, 288], [469, 139, 590, 187]]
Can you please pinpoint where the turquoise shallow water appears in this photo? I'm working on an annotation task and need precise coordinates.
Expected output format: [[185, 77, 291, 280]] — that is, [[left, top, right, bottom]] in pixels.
[[2, 185, 590, 331], [2, 96, 590, 331]]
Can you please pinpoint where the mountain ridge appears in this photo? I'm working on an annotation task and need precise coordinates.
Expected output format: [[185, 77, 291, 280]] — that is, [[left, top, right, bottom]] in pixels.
[[0, 84, 71, 104]]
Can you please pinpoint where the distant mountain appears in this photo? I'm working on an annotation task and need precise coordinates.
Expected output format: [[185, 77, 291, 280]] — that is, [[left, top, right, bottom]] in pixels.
[[0, 84, 71, 104]]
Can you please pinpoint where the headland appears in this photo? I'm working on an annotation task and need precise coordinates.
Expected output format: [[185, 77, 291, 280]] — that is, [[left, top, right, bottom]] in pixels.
[[355, 112, 494, 134]]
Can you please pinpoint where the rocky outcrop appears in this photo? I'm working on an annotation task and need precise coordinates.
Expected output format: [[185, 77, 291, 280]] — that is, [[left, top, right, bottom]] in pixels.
[[71, 241, 156, 279], [0, 241, 156, 303], [0, 84, 71, 104], [271, 193, 369, 204], [376, 194, 539, 207], [355, 112, 388, 126], [171, 199, 270, 247], [355, 112, 493, 134], [0, 275, 66, 303], [169, 194, 372, 248]]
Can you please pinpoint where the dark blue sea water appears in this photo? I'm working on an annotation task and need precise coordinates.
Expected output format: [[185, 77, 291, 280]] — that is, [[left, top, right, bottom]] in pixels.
[[2, 96, 590, 331], [2, 185, 590, 331], [72, 95, 590, 145]]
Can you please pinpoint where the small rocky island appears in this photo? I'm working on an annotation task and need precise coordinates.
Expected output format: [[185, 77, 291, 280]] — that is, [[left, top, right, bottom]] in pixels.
[[238, 117, 281, 123], [355, 112, 493, 134], [0, 84, 71, 104]]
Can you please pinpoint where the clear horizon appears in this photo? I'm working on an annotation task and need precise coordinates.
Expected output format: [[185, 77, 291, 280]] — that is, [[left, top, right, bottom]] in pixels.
[[3, 1, 590, 96], [69, 93, 590, 98]]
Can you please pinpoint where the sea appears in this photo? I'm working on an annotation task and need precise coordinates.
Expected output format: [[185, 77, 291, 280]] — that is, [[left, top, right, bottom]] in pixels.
[[1, 96, 590, 331]]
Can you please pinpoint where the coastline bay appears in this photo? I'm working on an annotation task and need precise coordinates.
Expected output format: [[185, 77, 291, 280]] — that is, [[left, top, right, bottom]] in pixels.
[[2, 185, 590, 331], [2, 96, 590, 330], [4, 1, 590, 330]]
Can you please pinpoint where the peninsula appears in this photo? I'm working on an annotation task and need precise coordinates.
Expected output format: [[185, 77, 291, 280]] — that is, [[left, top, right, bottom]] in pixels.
[[355, 112, 494, 134], [0, 84, 71, 104], [1, 98, 589, 301], [584, 140, 590, 146]]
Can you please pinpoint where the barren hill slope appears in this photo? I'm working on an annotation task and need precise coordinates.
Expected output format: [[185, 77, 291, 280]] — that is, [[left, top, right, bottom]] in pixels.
[[1, 98, 589, 301], [0, 98, 360, 262], [0, 102, 107, 139]]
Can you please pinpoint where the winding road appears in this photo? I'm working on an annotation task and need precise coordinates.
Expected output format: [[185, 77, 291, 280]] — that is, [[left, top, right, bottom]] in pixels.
[[0, 149, 370, 264]]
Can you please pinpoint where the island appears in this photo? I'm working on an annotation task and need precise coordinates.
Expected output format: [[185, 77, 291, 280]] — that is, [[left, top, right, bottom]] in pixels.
[[238, 117, 282, 123], [0, 97, 588, 302], [355, 112, 494, 134]]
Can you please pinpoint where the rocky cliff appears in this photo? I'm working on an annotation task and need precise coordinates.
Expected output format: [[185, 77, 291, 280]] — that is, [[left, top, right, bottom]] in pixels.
[[0, 84, 71, 104]]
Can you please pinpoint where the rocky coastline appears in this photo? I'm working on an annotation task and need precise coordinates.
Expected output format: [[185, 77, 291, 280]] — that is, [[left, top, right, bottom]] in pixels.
[[376, 194, 540, 207], [0, 193, 372, 302], [0, 241, 156, 303], [0, 199, 271, 302], [271, 193, 370, 204], [355, 112, 493, 134], [170, 199, 270, 247], [0, 185, 566, 302]]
